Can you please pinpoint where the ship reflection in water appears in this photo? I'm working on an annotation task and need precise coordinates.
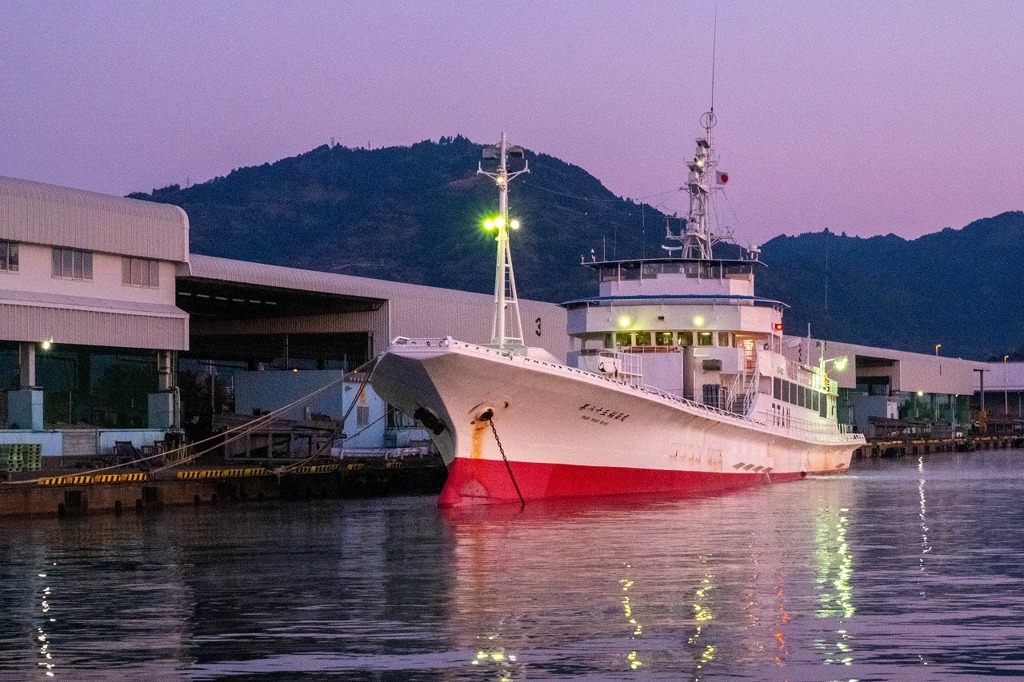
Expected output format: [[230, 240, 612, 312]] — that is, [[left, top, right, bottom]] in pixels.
[[445, 481, 859, 680], [1, 452, 1024, 679]]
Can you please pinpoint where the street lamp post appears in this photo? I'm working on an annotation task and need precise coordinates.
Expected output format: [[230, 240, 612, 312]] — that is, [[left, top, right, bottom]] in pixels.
[[935, 343, 941, 356], [974, 368, 987, 434], [1004, 355, 1009, 416]]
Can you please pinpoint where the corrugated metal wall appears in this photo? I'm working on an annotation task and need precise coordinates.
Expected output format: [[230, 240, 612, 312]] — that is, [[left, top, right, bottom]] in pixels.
[[389, 296, 568, 360], [186, 256, 570, 359], [0, 304, 188, 350], [0, 176, 189, 262], [192, 308, 390, 353]]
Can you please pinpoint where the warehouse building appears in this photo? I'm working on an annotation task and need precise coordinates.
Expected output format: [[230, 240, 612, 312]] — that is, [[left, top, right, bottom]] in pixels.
[[0, 176, 189, 456]]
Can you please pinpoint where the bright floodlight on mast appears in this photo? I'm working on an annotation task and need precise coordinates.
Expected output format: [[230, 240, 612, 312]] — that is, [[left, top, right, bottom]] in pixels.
[[478, 132, 529, 351]]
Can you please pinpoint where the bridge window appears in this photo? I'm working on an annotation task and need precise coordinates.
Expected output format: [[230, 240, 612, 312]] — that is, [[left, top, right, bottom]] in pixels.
[[615, 332, 631, 347], [719, 332, 731, 347], [677, 331, 693, 347], [655, 331, 673, 346], [697, 331, 714, 347], [634, 331, 652, 346]]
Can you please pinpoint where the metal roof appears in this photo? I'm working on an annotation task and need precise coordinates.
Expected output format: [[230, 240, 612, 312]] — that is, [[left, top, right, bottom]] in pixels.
[[0, 288, 187, 318], [184, 255, 570, 360], [0, 175, 189, 262], [187, 254, 495, 305]]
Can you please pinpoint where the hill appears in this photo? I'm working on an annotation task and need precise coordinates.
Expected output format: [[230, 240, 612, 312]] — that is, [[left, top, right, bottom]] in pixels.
[[759, 213, 1024, 360], [133, 136, 666, 303], [130, 138, 1024, 360]]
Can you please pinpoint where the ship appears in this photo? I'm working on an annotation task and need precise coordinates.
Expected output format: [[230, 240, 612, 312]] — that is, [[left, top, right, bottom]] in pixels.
[[370, 121, 865, 507]]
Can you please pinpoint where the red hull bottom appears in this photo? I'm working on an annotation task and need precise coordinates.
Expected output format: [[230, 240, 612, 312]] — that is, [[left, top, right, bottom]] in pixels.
[[438, 457, 807, 507]]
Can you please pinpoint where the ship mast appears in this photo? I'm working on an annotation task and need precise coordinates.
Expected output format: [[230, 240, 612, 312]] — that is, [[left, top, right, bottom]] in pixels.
[[478, 132, 529, 351], [682, 111, 718, 260]]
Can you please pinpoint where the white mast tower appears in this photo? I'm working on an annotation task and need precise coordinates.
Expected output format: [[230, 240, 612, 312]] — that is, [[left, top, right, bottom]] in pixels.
[[478, 132, 529, 351], [683, 112, 717, 259]]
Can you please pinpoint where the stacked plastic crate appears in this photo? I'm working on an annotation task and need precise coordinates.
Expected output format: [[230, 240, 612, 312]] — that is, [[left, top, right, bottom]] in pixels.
[[0, 444, 42, 472]]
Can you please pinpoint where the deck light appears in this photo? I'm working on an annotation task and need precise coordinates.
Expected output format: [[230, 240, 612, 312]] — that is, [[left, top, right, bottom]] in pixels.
[[483, 218, 496, 231], [510, 219, 520, 230], [40, 338, 53, 351], [495, 216, 505, 229], [618, 315, 632, 328], [692, 315, 705, 327]]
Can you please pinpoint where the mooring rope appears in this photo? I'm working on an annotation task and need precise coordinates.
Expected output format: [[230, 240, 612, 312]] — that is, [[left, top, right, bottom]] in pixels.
[[485, 417, 525, 510], [272, 363, 375, 474]]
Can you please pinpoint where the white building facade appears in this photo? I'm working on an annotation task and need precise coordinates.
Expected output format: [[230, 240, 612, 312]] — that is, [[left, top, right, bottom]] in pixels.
[[0, 176, 189, 453]]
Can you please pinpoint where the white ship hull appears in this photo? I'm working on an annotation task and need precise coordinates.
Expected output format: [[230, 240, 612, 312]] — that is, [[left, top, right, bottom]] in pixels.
[[371, 338, 864, 506]]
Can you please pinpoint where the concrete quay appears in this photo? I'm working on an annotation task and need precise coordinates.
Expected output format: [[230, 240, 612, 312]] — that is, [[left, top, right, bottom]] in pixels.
[[854, 435, 1024, 459], [0, 455, 447, 519]]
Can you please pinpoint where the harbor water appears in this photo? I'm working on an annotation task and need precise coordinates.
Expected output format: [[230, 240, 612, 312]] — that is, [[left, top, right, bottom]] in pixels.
[[2, 450, 1023, 680]]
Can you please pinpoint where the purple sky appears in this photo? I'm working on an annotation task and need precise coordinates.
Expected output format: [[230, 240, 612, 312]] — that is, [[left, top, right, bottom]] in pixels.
[[2, 1, 1022, 246]]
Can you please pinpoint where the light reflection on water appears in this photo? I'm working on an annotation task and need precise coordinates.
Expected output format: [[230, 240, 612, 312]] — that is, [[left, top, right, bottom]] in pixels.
[[1, 450, 1023, 680]]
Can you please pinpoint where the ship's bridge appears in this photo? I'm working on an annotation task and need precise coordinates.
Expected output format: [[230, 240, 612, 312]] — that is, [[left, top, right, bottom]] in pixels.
[[563, 257, 787, 359], [588, 257, 759, 298]]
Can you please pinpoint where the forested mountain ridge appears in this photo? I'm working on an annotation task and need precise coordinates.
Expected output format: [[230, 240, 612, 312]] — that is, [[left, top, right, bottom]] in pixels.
[[130, 138, 1024, 360]]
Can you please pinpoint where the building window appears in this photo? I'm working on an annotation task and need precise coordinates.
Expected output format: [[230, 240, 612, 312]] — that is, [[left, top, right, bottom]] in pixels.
[[356, 405, 370, 426], [0, 240, 17, 272], [52, 247, 92, 280], [122, 257, 159, 287]]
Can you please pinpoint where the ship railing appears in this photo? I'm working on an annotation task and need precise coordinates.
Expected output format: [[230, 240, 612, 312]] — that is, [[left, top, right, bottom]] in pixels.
[[750, 406, 863, 441], [390, 337, 862, 442], [780, 357, 814, 383], [632, 384, 750, 423]]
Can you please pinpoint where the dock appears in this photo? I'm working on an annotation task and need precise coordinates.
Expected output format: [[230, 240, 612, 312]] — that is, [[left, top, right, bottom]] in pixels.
[[855, 434, 1024, 459], [0, 454, 447, 519]]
